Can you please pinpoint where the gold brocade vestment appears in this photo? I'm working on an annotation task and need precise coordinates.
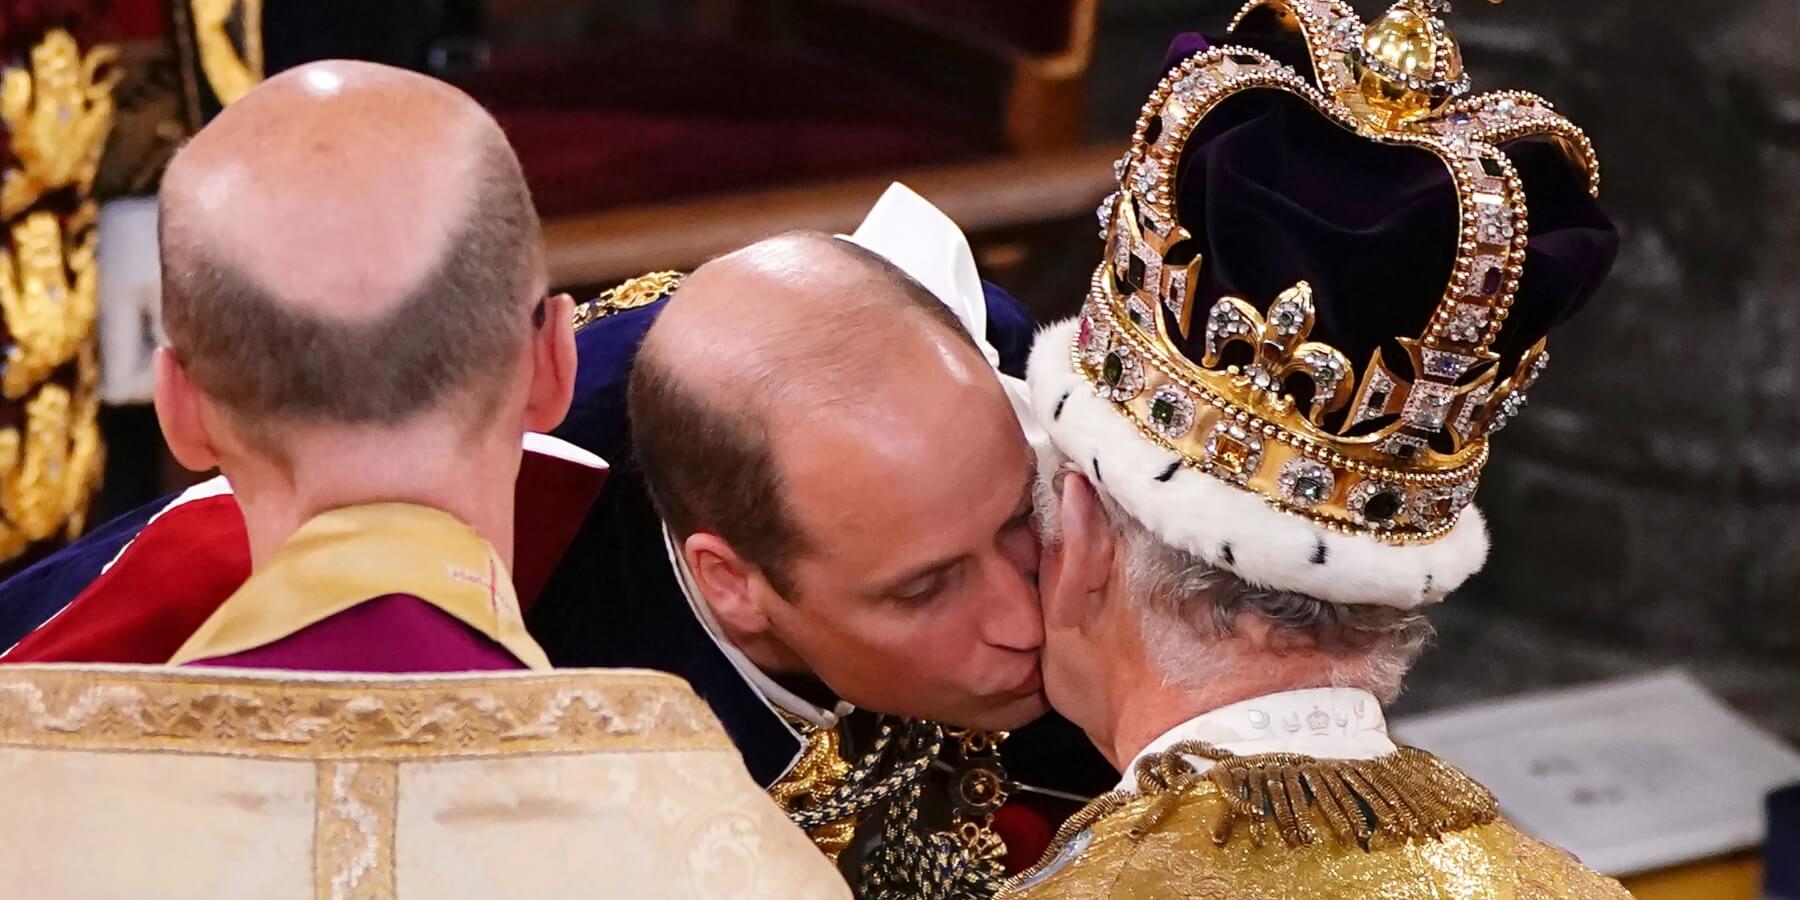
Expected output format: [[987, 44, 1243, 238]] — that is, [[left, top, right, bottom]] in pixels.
[[1004, 743, 1632, 900], [0, 665, 851, 899]]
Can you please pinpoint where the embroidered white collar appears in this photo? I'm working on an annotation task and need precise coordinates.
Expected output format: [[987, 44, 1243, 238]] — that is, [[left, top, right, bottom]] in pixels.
[[1113, 687, 1396, 794]]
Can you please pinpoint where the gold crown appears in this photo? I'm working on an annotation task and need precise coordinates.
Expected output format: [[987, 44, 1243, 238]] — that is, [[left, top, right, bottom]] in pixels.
[[1077, 0, 1600, 543]]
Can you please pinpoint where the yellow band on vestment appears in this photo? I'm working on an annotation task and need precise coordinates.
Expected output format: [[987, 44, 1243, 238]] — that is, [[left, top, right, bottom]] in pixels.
[[168, 502, 551, 670]]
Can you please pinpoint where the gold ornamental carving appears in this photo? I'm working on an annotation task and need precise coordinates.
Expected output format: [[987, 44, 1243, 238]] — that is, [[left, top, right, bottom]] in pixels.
[[190, 0, 264, 108], [0, 30, 119, 564], [1, 30, 118, 218]]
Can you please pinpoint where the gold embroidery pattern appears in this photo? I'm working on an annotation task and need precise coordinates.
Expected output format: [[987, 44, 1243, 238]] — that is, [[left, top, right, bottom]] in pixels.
[[315, 761, 398, 900], [0, 29, 115, 565], [0, 666, 733, 760]]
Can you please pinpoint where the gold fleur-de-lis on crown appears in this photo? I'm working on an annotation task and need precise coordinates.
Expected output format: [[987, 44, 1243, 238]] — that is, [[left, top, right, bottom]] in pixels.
[[1200, 282, 1354, 425]]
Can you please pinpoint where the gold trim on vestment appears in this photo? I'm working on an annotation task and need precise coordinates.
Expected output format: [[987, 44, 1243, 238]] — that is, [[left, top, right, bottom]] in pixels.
[[0, 666, 733, 760], [315, 761, 399, 900]]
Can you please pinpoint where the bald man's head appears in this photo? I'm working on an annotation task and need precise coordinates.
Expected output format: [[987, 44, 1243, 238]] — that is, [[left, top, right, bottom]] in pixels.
[[629, 231, 984, 592], [158, 61, 544, 445], [627, 236, 1047, 728]]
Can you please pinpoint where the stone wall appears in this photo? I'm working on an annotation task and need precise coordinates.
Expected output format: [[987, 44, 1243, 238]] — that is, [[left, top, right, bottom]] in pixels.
[[1073, 0, 1800, 740]]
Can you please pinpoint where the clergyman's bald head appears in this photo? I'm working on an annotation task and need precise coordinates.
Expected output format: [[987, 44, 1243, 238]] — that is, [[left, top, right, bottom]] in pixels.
[[629, 230, 988, 590], [159, 60, 544, 440]]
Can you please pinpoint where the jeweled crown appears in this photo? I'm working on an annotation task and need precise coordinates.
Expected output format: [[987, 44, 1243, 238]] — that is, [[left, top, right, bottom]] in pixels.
[[1078, 0, 1604, 542]]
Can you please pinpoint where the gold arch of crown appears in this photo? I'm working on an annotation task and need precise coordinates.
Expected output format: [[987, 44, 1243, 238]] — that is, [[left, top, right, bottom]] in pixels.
[[1077, 0, 1599, 542]]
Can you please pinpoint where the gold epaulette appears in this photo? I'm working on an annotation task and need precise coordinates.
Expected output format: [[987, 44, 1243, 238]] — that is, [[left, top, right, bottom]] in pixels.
[[1007, 741, 1500, 895], [571, 270, 685, 332]]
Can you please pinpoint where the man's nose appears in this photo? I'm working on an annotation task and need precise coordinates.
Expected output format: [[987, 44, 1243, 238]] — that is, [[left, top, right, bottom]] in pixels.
[[977, 551, 1044, 652]]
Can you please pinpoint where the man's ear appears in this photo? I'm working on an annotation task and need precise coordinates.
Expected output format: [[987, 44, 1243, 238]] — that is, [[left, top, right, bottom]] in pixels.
[[524, 292, 577, 433], [1042, 471, 1115, 632], [152, 347, 221, 473], [685, 531, 777, 643]]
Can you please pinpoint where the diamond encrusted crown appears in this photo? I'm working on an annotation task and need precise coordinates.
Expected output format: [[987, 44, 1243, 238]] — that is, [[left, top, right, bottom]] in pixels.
[[1077, 0, 1601, 543]]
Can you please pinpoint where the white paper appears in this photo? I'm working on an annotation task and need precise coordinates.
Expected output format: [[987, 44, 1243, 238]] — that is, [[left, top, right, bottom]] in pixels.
[[1392, 669, 1800, 876]]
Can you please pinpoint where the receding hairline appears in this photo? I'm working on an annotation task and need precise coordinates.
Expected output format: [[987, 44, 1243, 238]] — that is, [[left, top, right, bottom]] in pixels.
[[158, 63, 529, 325], [642, 230, 981, 410], [629, 229, 990, 567], [160, 120, 533, 331], [156, 90, 546, 442]]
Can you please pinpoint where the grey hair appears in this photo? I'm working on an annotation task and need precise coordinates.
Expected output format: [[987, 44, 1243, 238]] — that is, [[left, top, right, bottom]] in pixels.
[[1032, 455, 1433, 702]]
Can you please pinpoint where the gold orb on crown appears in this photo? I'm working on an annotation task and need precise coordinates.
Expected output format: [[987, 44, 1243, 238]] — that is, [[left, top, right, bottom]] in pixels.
[[1349, 0, 1486, 127]]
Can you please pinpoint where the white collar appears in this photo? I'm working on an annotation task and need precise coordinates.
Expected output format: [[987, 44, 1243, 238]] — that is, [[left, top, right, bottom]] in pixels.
[[661, 522, 853, 733], [1113, 687, 1395, 794]]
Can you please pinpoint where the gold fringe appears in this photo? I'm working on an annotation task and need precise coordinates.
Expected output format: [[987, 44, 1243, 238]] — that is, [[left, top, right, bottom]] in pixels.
[[1132, 741, 1498, 850], [999, 743, 1501, 898]]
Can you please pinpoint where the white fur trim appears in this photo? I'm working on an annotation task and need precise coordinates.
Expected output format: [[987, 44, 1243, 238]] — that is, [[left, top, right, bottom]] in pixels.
[[1027, 318, 1488, 609]]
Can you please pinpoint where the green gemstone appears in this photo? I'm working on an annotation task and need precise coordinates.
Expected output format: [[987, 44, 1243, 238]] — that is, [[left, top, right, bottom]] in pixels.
[[1151, 397, 1176, 426], [1363, 490, 1403, 522], [1103, 352, 1125, 386], [1479, 157, 1504, 178]]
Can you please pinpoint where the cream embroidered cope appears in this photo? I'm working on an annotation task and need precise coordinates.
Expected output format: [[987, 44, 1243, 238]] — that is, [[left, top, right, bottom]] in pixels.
[[0, 665, 851, 900]]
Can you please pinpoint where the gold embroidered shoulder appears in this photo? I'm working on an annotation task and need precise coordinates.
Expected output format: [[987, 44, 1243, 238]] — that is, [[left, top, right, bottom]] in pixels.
[[1003, 743, 1630, 900]]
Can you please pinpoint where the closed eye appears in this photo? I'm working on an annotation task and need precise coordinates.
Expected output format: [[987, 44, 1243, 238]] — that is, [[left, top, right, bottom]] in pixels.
[[890, 567, 953, 604]]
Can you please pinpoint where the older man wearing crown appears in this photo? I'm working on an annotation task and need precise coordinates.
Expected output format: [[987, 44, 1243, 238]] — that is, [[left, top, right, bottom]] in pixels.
[[1004, 0, 1627, 896]]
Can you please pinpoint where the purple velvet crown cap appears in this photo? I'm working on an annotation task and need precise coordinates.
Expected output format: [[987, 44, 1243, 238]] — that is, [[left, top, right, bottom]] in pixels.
[[1133, 28, 1620, 390]]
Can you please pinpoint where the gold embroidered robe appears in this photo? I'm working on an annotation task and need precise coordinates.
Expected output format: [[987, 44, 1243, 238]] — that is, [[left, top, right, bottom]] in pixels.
[[1005, 745, 1632, 900]]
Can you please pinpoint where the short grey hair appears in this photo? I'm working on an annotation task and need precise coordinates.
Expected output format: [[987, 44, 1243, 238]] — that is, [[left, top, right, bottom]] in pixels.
[[1032, 454, 1433, 702]]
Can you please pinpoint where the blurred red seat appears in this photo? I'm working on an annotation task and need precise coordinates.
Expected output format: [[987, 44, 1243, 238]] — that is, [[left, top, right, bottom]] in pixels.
[[456, 37, 997, 217]]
